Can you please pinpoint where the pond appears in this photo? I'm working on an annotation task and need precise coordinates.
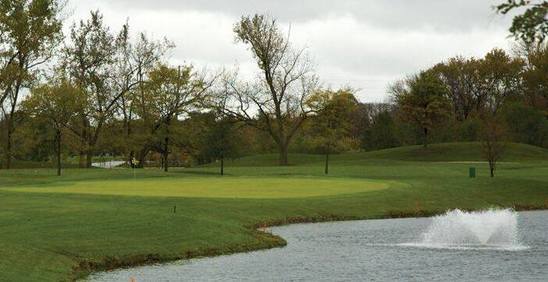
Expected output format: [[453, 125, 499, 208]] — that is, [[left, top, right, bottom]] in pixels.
[[89, 210, 548, 281]]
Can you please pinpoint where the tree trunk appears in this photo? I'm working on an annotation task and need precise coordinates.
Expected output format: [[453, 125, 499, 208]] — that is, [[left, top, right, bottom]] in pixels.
[[55, 129, 61, 176], [489, 160, 495, 177], [278, 143, 289, 166], [423, 127, 428, 148], [125, 114, 134, 168], [324, 152, 329, 175], [128, 151, 135, 168], [163, 135, 169, 172], [86, 150, 92, 168], [5, 122, 12, 169], [324, 144, 330, 174], [220, 153, 224, 176], [136, 147, 148, 168], [79, 150, 86, 168], [79, 120, 87, 168], [5, 80, 21, 170]]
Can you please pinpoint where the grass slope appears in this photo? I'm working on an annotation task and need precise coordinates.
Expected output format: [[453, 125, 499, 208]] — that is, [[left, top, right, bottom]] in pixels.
[[358, 142, 548, 162], [221, 142, 548, 166], [0, 142, 546, 281]]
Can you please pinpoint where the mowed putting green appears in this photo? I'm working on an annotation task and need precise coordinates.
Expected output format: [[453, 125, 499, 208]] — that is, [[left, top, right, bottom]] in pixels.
[[6, 177, 390, 198]]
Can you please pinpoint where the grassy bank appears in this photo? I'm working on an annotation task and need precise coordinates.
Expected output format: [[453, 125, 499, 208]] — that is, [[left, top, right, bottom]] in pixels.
[[0, 142, 546, 281]]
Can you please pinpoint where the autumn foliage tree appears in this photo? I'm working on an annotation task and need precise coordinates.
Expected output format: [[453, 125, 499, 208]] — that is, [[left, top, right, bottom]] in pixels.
[[307, 88, 358, 174], [22, 80, 85, 175], [392, 71, 452, 148], [433, 56, 482, 121], [62, 12, 157, 168], [0, 0, 63, 169], [61, 11, 119, 168], [521, 43, 548, 116], [114, 32, 173, 167], [139, 64, 210, 172], [479, 48, 525, 114]]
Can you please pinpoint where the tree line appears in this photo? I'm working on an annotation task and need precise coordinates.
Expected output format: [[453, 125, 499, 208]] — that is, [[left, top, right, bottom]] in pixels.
[[1, 0, 546, 177]]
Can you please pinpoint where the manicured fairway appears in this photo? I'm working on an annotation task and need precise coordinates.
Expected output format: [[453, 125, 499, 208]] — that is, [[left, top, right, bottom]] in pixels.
[[3, 177, 389, 198], [0, 143, 546, 281]]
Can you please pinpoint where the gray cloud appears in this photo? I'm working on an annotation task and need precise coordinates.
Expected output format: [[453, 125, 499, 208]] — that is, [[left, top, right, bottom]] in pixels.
[[104, 0, 510, 32], [66, 0, 517, 102]]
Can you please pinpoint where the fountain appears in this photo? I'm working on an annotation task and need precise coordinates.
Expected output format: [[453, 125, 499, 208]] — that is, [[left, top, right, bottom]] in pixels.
[[403, 208, 527, 250]]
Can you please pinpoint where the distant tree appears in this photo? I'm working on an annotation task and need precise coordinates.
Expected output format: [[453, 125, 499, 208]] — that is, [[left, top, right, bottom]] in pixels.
[[202, 117, 241, 175], [392, 71, 452, 148], [480, 116, 507, 177], [496, 0, 548, 46], [178, 107, 246, 174], [433, 57, 482, 121], [220, 14, 318, 166], [501, 102, 547, 146], [6, 114, 55, 163], [433, 49, 527, 120], [352, 103, 397, 150], [520, 43, 547, 115], [22, 80, 84, 175], [62, 11, 118, 168], [0, 0, 63, 169], [113, 30, 173, 167], [307, 88, 358, 174], [140, 64, 210, 172], [363, 110, 401, 150], [62, 12, 154, 168], [456, 117, 482, 142], [479, 49, 525, 114]]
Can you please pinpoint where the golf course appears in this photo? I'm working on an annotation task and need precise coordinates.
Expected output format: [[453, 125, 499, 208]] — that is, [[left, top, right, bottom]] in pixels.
[[0, 142, 547, 281]]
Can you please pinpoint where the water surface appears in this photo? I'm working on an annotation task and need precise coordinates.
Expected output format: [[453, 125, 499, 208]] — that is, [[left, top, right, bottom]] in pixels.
[[89, 210, 548, 281]]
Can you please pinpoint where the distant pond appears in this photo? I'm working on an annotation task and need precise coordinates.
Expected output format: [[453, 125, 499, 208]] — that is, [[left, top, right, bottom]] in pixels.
[[89, 210, 548, 282]]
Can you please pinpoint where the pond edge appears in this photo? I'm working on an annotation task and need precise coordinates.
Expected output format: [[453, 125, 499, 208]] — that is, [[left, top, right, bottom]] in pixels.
[[75, 203, 547, 281]]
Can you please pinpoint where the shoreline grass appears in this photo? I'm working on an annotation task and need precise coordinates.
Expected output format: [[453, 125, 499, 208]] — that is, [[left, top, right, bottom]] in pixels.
[[77, 204, 548, 281]]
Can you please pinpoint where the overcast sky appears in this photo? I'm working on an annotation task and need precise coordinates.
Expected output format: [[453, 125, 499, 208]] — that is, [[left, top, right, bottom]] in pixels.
[[65, 0, 517, 102]]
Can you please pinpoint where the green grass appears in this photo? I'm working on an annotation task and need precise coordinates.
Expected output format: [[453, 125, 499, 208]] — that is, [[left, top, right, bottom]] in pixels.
[[356, 142, 548, 162], [3, 177, 389, 198], [219, 142, 547, 167], [4, 160, 81, 169], [0, 142, 546, 281]]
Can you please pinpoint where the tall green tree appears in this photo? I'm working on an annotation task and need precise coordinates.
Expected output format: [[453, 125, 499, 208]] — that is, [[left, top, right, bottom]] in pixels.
[[362, 110, 401, 150], [113, 30, 173, 167], [433, 49, 525, 119], [201, 116, 241, 176], [63, 12, 151, 168], [521, 43, 547, 115], [22, 80, 84, 175], [479, 48, 525, 114], [501, 102, 547, 146], [139, 64, 210, 172], [220, 14, 318, 166], [392, 71, 452, 148], [307, 89, 358, 174], [433, 57, 482, 121], [62, 11, 116, 168], [0, 0, 63, 169]]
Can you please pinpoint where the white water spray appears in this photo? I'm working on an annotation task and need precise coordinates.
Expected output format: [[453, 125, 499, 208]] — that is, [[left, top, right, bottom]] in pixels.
[[403, 209, 527, 250]]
